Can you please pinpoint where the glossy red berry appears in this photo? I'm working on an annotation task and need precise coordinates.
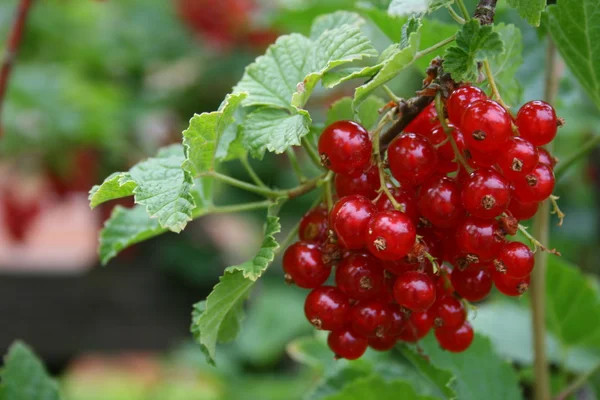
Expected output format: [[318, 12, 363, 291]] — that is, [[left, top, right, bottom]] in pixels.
[[366, 211, 416, 261], [374, 188, 419, 222], [397, 310, 433, 343], [435, 321, 474, 352], [466, 147, 500, 169], [494, 241, 534, 279], [516, 101, 558, 146], [387, 304, 408, 336], [456, 217, 505, 262], [304, 286, 350, 331], [335, 164, 379, 199], [327, 329, 368, 360], [497, 137, 539, 180], [435, 266, 454, 298], [336, 252, 385, 300], [493, 270, 530, 296], [507, 195, 539, 220], [450, 265, 493, 302], [283, 241, 330, 289], [447, 85, 487, 127], [318, 120, 372, 175], [432, 295, 466, 331], [350, 300, 393, 337], [299, 205, 328, 243], [512, 163, 555, 202], [461, 100, 512, 154], [425, 125, 466, 174], [393, 271, 436, 312], [388, 133, 438, 186], [368, 334, 398, 351], [537, 147, 557, 168], [461, 168, 511, 219], [329, 195, 376, 249], [418, 176, 464, 228], [404, 102, 439, 135]]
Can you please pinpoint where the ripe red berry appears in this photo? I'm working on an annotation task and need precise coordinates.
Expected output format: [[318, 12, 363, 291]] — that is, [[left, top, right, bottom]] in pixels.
[[497, 137, 539, 180], [435, 266, 454, 298], [493, 270, 530, 296], [304, 286, 350, 331], [350, 300, 392, 337], [397, 310, 433, 343], [435, 321, 474, 352], [466, 147, 500, 169], [494, 241, 534, 279], [387, 304, 408, 336], [461, 168, 511, 219], [366, 211, 416, 260], [388, 133, 438, 186], [512, 163, 555, 203], [299, 205, 328, 243], [447, 85, 487, 127], [425, 125, 466, 174], [418, 176, 464, 229], [374, 188, 419, 222], [507, 195, 539, 221], [393, 271, 436, 312], [404, 102, 439, 135], [330, 195, 376, 249], [283, 241, 330, 289], [537, 147, 557, 168], [516, 101, 558, 146], [450, 265, 493, 302], [327, 329, 368, 360], [456, 217, 505, 262], [461, 100, 512, 154], [335, 164, 380, 199], [318, 120, 372, 176], [336, 252, 385, 300], [432, 295, 466, 331], [368, 334, 398, 351]]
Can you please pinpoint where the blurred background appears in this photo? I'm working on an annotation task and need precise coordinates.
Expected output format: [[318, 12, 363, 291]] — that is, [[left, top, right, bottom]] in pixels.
[[0, 0, 598, 399]]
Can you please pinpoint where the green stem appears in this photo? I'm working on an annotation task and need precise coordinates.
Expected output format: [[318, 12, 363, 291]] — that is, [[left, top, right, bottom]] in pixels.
[[415, 34, 457, 59], [210, 200, 272, 214], [209, 171, 282, 198], [241, 155, 267, 188], [302, 138, 326, 171], [434, 94, 472, 172], [286, 173, 328, 199], [555, 134, 600, 178], [483, 59, 509, 109], [455, 0, 471, 20], [277, 220, 301, 255], [554, 363, 600, 400], [373, 110, 405, 212], [286, 148, 307, 183], [323, 171, 334, 211], [382, 85, 401, 102], [447, 6, 466, 24]]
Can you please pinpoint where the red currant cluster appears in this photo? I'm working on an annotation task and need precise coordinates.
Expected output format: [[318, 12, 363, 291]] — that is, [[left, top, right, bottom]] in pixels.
[[283, 85, 559, 360]]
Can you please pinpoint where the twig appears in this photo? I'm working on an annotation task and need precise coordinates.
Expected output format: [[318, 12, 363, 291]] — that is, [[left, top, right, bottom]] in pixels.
[[379, 95, 435, 152], [553, 363, 600, 400], [549, 195, 565, 227], [473, 0, 498, 25], [0, 0, 34, 129]]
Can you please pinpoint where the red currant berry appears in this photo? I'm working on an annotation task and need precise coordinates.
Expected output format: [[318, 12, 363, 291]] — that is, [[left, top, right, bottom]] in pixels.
[[537, 147, 557, 168], [466, 148, 500, 169], [283, 241, 330, 289], [388, 133, 438, 186], [405, 102, 439, 135], [425, 125, 466, 174], [374, 188, 419, 222], [418, 176, 464, 229], [397, 310, 433, 343], [507, 195, 539, 220], [516, 101, 558, 146], [318, 120, 372, 175], [447, 85, 487, 127], [368, 334, 398, 351], [387, 304, 408, 336], [497, 137, 539, 180], [350, 300, 392, 338], [336, 252, 385, 301], [327, 329, 368, 360], [393, 271, 436, 312], [366, 211, 416, 261], [435, 266, 454, 298], [432, 295, 466, 331], [494, 241, 534, 279], [450, 265, 493, 302], [304, 286, 350, 330], [330, 195, 376, 249], [435, 321, 474, 352], [299, 205, 328, 243], [493, 270, 530, 296], [512, 163, 555, 202], [461, 168, 511, 219], [461, 100, 512, 154], [456, 217, 505, 262], [335, 164, 379, 199]]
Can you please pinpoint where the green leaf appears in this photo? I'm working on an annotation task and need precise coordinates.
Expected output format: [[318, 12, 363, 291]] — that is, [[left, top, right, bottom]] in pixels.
[[310, 10, 363, 39], [287, 334, 339, 371], [507, 0, 545, 26], [399, 346, 457, 399], [388, 0, 454, 16], [409, 334, 524, 400], [357, 5, 406, 42], [225, 201, 283, 280], [88, 172, 136, 208], [547, 0, 600, 110], [182, 92, 247, 176], [483, 24, 523, 106], [320, 65, 383, 89], [444, 19, 504, 82], [326, 96, 386, 130], [320, 375, 438, 400], [0, 341, 62, 400]]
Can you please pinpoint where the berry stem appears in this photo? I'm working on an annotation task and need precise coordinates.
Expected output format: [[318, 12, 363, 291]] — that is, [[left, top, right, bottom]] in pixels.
[[483, 59, 509, 109], [518, 224, 560, 256], [323, 170, 334, 211], [286, 148, 307, 183], [455, 0, 471, 21], [549, 195, 565, 226], [554, 134, 600, 179], [553, 363, 600, 400], [414, 34, 457, 59], [209, 200, 272, 215], [382, 85, 401, 103], [302, 138, 326, 171], [446, 6, 466, 24], [434, 93, 473, 172], [423, 251, 439, 274], [241, 154, 268, 188]]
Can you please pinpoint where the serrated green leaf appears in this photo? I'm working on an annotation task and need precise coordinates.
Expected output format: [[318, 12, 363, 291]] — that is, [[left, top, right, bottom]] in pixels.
[[320, 375, 438, 400], [444, 19, 504, 82], [321, 65, 382, 89], [507, 0, 545, 26], [88, 172, 136, 208], [483, 24, 523, 106], [547, 0, 600, 110], [310, 10, 363, 39], [401, 17, 422, 49], [388, 0, 453, 16], [182, 92, 247, 176], [326, 96, 386, 130], [241, 108, 312, 158], [0, 341, 62, 400]]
